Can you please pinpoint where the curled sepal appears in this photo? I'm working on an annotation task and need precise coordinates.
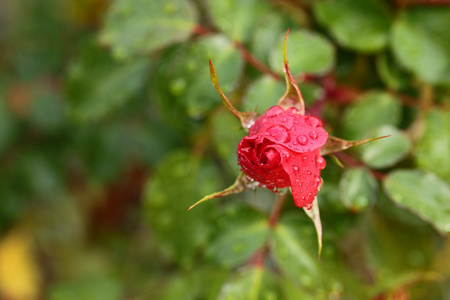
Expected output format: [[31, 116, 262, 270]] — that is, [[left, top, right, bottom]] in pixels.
[[303, 197, 322, 260], [278, 29, 305, 114], [188, 172, 254, 210], [320, 135, 390, 156], [209, 60, 258, 130]]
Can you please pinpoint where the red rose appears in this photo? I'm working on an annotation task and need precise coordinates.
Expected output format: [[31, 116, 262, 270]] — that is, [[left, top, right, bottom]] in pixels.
[[237, 105, 328, 209]]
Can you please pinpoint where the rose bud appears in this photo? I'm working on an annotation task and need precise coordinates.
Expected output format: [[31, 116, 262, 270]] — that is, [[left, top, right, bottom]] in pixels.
[[237, 106, 328, 209]]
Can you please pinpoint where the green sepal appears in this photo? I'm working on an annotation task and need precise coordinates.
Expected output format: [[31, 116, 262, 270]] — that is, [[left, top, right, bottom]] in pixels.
[[278, 29, 305, 114], [320, 135, 390, 156], [209, 60, 258, 130], [188, 172, 254, 210], [303, 197, 322, 260]]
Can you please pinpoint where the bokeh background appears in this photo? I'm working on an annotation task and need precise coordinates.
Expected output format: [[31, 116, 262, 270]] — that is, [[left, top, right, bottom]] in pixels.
[[0, 0, 449, 299]]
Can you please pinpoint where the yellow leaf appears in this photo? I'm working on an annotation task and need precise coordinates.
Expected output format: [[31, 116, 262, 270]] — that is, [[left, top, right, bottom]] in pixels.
[[0, 230, 40, 300]]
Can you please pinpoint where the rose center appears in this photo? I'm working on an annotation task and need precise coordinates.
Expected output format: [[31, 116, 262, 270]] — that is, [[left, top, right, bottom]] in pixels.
[[259, 148, 281, 168]]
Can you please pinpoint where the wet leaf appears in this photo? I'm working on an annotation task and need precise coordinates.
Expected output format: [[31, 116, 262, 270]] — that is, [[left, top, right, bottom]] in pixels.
[[339, 167, 377, 212], [100, 0, 197, 59], [144, 151, 222, 268], [415, 109, 450, 183], [391, 9, 450, 85], [243, 75, 285, 114], [361, 125, 412, 169], [67, 42, 150, 122], [209, 0, 271, 42], [340, 91, 402, 140], [155, 35, 242, 119], [272, 214, 323, 288], [314, 0, 391, 52], [218, 267, 280, 300], [384, 169, 450, 234], [270, 29, 335, 75], [206, 208, 268, 268]]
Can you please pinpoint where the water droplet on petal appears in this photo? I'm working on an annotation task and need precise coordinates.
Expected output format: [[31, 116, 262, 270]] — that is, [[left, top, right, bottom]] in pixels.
[[309, 130, 318, 140], [307, 171, 312, 175], [305, 116, 322, 128], [281, 117, 287, 122], [297, 135, 308, 145], [266, 106, 285, 117], [268, 125, 290, 142], [316, 155, 326, 170], [302, 156, 308, 161], [263, 118, 268, 123], [293, 165, 299, 172], [314, 175, 321, 186], [276, 179, 285, 185]]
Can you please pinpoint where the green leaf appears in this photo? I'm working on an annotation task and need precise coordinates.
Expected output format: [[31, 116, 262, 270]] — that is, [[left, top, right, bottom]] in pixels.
[[383, 169, 450, 234], [361, 125, 412, 169], [100, 0, 197, 59], [269, 29, 335, 75], [143, 151, 222, 268], [339, 167, 377, 212], [313, 0, 391, 52], [208, 0, 271, 42], [49, 275, 123, 300], [155, 35, 242, 118], [272, 214, 323, 288], [67, 42, 150, 122], [0, 97, 18, 155], [376, 52, 410, 91], [340, 91, 402, 140], [415, 109, 450, 183], [391, 18, 450, 85], [243, 75, 285, 114], [279, 277, 315, 300], [211, 110, 243, 173], [218, 267, 280, 300], [206, 207, 268, 268], [29, 90, 66, 134], [250, 12, 289, 66]]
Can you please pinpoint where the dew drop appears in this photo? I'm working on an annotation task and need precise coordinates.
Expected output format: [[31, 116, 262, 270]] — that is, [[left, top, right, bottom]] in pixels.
[[267, 125, 290, 143], [297, 135, 308, 145], [276, 179, 285, 185], [266, 106, 285, 117], [293, 165, 299, 172], [305, 116, 322, 128], [262, 118, 268, 123], [307, 171, 312, 175], [316, 155, 326, 170], [314, 175, 321, 186], [309, 130, 318, 140], [281, 117, 287, 122]]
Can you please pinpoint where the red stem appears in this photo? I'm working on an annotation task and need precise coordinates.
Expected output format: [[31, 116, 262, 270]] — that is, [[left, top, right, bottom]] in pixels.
[[269, 192, 287, 228], [234, 41, 281, 81]]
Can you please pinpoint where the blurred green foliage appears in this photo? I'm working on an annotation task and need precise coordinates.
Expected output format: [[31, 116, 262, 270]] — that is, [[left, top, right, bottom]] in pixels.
[[0, 0, 449, 299]]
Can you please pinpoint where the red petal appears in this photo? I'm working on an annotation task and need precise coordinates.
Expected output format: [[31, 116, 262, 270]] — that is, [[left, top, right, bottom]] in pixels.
[[249, 106, 328, 153], [281, 149, 326, 209]]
